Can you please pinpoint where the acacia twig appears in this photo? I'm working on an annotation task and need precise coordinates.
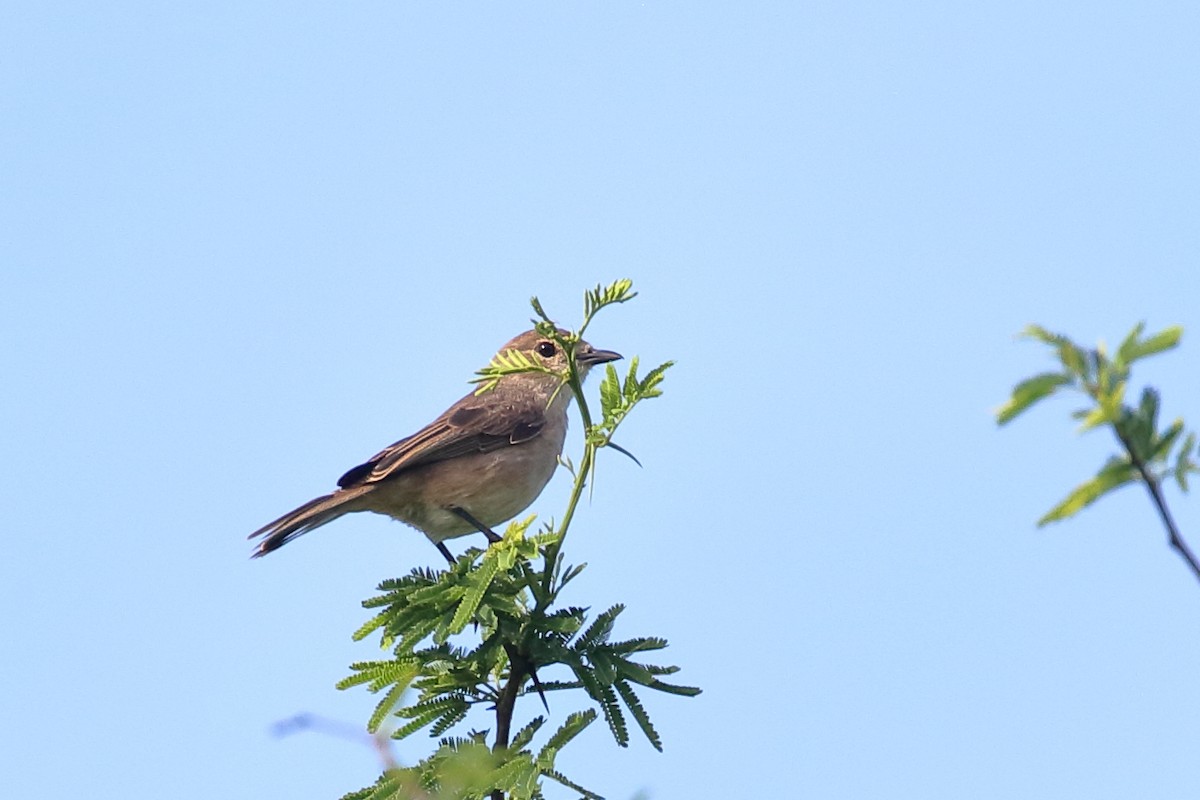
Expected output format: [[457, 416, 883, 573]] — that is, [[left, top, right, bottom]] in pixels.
[[1114, 427, 1200, 583]]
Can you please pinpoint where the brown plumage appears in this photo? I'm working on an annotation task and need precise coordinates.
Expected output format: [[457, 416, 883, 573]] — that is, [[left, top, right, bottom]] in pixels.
[[249, 330, 620, 561]]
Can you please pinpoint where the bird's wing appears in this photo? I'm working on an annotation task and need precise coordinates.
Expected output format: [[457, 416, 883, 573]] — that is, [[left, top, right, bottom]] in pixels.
[[336, 391, 547, 488]]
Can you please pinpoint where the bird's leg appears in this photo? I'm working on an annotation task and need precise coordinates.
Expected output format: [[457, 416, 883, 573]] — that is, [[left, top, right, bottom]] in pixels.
[[435, 541, 456, 564], [449, 506, 503, 544]]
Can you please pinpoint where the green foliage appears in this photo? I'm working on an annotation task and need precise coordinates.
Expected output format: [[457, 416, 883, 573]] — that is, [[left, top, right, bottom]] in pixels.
[[472, 348, 560, 395], [339, 280, 697, 799], [997, 322, 1197, 524], [340, 724, 600, 800]]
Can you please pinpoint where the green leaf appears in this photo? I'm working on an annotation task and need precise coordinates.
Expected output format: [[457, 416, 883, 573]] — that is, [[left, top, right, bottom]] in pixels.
[[576, 604, 624, 650], [530, 295, 552, 325], [590, 680, 628, 747], [583, 279, 637, 320], [542, 768, 605, 800], [638, 360, 674, 399], [537, 709, 597, 764], [618, 355, 637, 400], [1077, 403, 1116, 432], [599, 363, 621, 418], [559, 562, 587, 588], [637, 679, 702, 697], [392, 695, 469, 740], [608, 636, 668, 655], [590, 651, 618, 685], [995, 372, 1071, 425], [1124, 324, 1183, 363], [368, 680, 411, 733], [611, 658, 659, 686], [486, 751, 540, 798], [1019, 325, 1088, 376], [1175, 432, 1197, 492], [615, 679, 662, 751], [450, 551, 501, 634], [429, 703, 470, 737], [1137, 386, 1160, 423], [508, 715, 546, 753], [1020, 324, 1065, 345], [1150, 419, 1184, 462], [1038, 458, 1138, 525], [1115, 321, 1147, 366]]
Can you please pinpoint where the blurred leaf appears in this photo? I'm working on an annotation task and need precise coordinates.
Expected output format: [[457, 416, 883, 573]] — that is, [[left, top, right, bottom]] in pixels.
[[1175, 432, 1197, 492], [1151, 419, 1184, 462], [1020, 324, 1088, 375], [1115, 321, 1148, 366], [1077, 404, 1114, 432], [1038, 458, 1138, 525], [1020, 324, 1064, 346], [1125, 325, 1183, 363], [995, 372, 1071, 425]]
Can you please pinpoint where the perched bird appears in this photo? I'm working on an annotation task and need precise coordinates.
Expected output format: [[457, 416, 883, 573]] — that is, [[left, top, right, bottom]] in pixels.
[[249, 330, 621, 562]]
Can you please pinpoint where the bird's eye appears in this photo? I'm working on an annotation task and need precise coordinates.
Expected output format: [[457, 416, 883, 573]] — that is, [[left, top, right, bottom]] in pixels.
[[536, 341, 556, 358]]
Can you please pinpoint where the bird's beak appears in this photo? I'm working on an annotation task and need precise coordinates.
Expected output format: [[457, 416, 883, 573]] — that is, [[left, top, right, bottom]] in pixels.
[[577, 347, 623, 366]]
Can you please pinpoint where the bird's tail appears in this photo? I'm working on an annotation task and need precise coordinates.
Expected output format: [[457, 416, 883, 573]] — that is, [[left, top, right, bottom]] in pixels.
[[248, 485, 372, 558]]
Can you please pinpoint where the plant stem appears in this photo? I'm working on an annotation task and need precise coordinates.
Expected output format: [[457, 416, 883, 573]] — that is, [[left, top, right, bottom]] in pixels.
[[540, 442, 593, 598], [1114, 428, 1200, 583], [490, 643, 528, 800], [1146, 477, 1200, 582], [539, 349, 597, 596]]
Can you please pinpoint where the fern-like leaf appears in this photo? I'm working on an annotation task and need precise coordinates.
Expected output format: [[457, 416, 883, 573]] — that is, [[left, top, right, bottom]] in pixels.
[[575, 604, 624, 650], [537, 709, 597, 766], [450, 551, 501, 633], [508, 715, 546, 752], [615, 679, 661, 751], [542, 769, 605, 800], [368, 679, 410, 733]]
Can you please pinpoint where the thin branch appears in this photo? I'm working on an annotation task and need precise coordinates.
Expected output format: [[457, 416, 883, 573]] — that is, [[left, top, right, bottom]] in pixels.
[[540, 339, 597, 597], [490, 643, 529, 800], [1113, 428, 1200, 583], [1146, 477, 1200, 582], [270, 712, 401, 772]]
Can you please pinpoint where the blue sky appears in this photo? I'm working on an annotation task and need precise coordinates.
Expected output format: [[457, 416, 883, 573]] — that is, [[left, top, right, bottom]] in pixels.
[[4, 2, 1200, 798]]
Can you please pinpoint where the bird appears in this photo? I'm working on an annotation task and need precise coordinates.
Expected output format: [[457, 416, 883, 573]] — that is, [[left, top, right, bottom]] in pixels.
[[249, 329, 621, 562]]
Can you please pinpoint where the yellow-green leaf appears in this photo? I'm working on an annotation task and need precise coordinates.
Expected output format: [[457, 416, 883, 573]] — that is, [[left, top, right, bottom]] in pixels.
[[1124, 325, 1183, 363], [1038, 462, 1137, 525], [995, 372, 1071, 425]]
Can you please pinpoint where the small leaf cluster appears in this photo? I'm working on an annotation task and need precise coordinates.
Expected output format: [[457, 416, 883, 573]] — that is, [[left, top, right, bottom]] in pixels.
[[531, 602, 699, 751], [340, 713, 601, 800], [472, 348, 562, 395], [338, 519, 695, 799], [593, 357, 672, 454], [581, 279, 636, 324], [337, 518, 546, 736], [996, 322, 1198, 524]]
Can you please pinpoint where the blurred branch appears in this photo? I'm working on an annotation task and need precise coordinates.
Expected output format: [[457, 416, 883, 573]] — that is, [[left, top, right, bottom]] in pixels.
[[997, 322, 1200, 584], [1111, 426, 1200, 582], [271, 712, 399, 771]]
